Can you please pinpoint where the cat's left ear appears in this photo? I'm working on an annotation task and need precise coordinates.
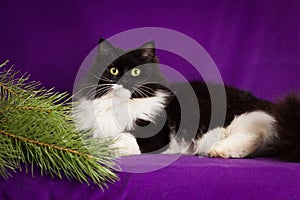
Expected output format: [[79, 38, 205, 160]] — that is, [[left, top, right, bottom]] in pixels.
[[98, 37, 115, 54], [139, 41, 155, 60]]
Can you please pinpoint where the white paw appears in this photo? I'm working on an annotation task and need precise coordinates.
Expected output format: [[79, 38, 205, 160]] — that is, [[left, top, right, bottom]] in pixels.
[[208, 142, 249, 158], [207, 132, 260, 158], [112, 133, 141, 156], [207, 111, 277, 158]]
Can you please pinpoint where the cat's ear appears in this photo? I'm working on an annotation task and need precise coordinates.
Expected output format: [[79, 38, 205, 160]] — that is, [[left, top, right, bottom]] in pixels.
[[139, 41, 155, 60], [98, 37, 115, 54]]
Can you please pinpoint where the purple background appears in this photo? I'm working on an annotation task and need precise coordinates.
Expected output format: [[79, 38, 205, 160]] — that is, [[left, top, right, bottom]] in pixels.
[[0, 0, 299, 101], [1, 1, 300, 199]]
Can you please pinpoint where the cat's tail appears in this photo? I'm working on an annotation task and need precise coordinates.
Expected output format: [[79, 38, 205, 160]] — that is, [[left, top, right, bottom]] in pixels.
[[271, 93, 300, 162]]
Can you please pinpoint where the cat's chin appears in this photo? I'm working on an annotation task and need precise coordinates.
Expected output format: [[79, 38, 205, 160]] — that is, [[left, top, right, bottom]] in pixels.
[[111, 84, 131, 99]]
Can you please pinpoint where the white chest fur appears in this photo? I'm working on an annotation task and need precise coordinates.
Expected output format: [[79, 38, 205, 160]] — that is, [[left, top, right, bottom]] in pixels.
[[74, 87, 168, 138]]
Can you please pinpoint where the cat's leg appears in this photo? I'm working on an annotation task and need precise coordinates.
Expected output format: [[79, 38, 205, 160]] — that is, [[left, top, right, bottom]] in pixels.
[[163, 127, 225, 155], [208, 111, 278, 158], [112, 133, 141, 156], [192, 127, 225, 156], [163, 133, 193, 154]]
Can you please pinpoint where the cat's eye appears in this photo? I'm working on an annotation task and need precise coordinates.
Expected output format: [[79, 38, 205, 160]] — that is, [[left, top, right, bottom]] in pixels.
[[109, 67, 119, 76], [131, 68, 141, 76]]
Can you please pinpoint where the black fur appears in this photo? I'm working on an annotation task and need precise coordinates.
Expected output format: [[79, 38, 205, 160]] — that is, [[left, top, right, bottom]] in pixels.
[[270, 94, 300, 162]]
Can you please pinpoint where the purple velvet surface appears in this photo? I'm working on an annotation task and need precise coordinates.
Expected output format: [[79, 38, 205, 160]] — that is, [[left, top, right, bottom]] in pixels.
[[1, 155, 300, 200], [1, 0, 300, 199]]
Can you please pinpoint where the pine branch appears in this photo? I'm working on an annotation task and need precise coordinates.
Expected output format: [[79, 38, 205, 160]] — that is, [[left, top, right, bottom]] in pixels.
[[0, 60, 119, 189]]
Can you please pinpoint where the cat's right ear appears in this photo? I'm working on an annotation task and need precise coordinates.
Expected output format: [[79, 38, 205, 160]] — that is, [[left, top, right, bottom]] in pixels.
[[98, 38, 115, 54]]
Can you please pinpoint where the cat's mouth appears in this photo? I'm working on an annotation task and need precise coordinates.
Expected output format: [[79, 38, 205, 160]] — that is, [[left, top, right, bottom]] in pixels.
[[111, 84, 154, 99], [111, 84, 132, 99]]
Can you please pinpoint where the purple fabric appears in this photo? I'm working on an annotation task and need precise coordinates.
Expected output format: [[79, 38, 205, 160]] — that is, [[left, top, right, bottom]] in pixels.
[[1, 0, 300, 199], [1, 155, 300, 200]]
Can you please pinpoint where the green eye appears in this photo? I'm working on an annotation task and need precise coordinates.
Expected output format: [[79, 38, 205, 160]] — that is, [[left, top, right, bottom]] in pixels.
[[131, 68, 141, 76], [110, 67, 119, 75]]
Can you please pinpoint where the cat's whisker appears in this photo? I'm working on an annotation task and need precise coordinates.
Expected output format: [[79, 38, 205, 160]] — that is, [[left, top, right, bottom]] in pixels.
[[137, 88, 151, 97], [84, 84, 114, 96], [137, 83, 152, 89], [86, 70, 102, 80], [75, 81, 115, 97], [136, 85, 154, 96], [132, 86, 143, 98], [84, 85, 112, 99], [86, 89, 99, 99], [139, 80, 166, 85], [73, 86, 101, 98], [99, 77, 114, 83], [139, 89, 149, 98], [75, 84, 99, 94], [138, 85, 155, 93], [96, 85, 113, 91], [98, 83, 115, 87], [133, 87, 149, 98], [134, 89, 145, 98], [95, 86, 112, 98], [79, 83, 99, 87], [84, 85, 113, 93]]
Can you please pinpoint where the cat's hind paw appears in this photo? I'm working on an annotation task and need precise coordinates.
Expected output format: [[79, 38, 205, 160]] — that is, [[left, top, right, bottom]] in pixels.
[[208, 143, 248, 158]]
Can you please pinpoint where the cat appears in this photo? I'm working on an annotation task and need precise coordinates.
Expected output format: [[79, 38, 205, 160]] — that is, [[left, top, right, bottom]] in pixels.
[[74, 38, 300, 162]]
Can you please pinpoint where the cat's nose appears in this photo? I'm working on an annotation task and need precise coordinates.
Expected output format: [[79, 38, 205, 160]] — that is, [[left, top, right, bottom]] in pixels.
[[120, 76, 129, 84]]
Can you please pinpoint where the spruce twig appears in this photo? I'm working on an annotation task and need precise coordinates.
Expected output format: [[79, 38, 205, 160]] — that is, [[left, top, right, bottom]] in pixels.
[[0, 60, 119, 189]]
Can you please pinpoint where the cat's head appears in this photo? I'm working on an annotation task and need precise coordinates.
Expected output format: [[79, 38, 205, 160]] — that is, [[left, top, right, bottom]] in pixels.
[[94, 38, 167, 99]]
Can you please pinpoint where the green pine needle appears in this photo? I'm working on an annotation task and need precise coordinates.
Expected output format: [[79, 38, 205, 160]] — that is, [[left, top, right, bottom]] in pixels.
[[0, 60, 120, 189]]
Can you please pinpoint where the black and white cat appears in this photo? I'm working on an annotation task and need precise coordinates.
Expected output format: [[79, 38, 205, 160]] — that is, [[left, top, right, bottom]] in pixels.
[[74, 39, 300, 162]]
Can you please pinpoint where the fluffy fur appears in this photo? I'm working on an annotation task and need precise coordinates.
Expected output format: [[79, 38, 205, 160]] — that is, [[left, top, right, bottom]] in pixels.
[[269, 94, 300, 161], [207, 111, 278, 158], [75, 87, 168, 138], [74, 39, 300, 161]]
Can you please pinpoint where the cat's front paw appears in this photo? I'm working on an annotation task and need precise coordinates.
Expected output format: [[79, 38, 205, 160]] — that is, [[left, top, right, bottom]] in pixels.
[[112, 133, 141, 156]]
